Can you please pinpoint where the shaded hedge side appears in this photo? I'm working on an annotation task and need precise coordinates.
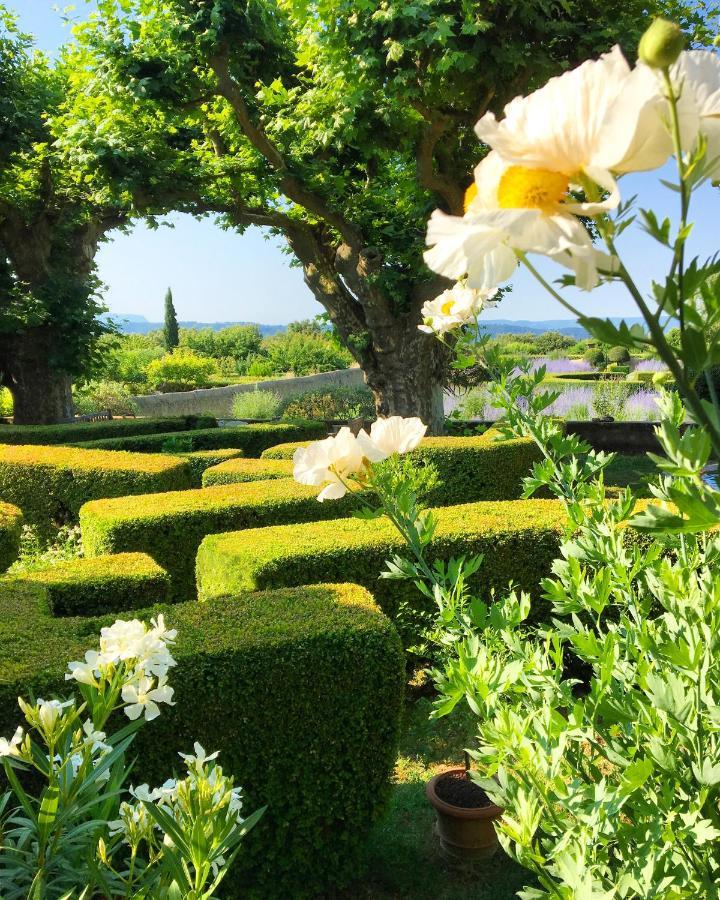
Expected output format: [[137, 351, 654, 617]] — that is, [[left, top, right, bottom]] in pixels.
[[0, 501, 22, 572], [0, 415, 216, 445]]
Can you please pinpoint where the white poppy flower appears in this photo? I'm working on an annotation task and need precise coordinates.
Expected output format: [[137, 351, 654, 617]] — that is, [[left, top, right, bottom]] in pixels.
[[418, 284, 498, 334], [426, 148, 620, 291], [0, 726, 23, 757], [369, 417, 427, 456], [475, 46, 672, 212], [122, 675, 175, 722], [668, 50, 720, 176], [293, 427, 385, 501]]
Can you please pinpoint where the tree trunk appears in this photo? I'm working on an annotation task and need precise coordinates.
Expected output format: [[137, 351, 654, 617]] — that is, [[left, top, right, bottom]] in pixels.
[[0, 327, 75, 425]]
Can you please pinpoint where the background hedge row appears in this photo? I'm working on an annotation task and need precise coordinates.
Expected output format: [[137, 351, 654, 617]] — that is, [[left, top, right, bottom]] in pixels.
[[196, 500, 565, 627], [74, 421, 328, 457], [202, 457, 293, 486], [80, 479, 359, 599], [0, 445, 192, 537], [176, 448, 243, 486], [0, 501, 22, 572], [0, 415, 216, 445], [0, 579, 404, 898], [11, 552, 171, 616]]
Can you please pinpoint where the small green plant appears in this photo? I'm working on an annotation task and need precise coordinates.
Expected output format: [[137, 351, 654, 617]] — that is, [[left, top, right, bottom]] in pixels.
[[146, 349, 217, 392], [9, 524, 83, 574], [73, 381, 138, 417], [583, 346, 606, 368], [231, 389, 282, 420], [279, 386, 375, 421], [607, 344, 631, 363], [160, 435, 195, 453]]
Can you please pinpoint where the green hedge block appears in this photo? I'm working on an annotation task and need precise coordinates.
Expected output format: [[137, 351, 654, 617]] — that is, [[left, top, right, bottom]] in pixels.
[[0, 445, 192, 537], [262, 433, 542, 504], [202, 457, 293, 486], [0, 416, 216, 445], [12, 552, 170, 616], [0, 501, 22, 572], [0, 579, 404, 898], [74, 421, 328, 457], [176, 449, 244, 487], [197, 499, 565, 623], [80, 480, 359, 601]]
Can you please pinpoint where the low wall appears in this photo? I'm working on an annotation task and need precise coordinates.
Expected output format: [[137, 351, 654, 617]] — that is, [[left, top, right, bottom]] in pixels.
[[133, 368, 365, 418]]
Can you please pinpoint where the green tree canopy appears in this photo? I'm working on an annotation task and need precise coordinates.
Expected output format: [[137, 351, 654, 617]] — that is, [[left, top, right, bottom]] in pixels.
[[63, 0, 716, 428]]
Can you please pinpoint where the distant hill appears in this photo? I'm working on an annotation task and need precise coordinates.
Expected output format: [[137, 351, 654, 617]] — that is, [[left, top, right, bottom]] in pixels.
[[104, 314, 286, 337], [104, 313, 652, 339]]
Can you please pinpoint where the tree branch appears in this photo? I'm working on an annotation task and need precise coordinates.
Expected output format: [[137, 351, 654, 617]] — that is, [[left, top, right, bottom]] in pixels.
[[416, 114, 465, 215], [209, 50, 362, 248]]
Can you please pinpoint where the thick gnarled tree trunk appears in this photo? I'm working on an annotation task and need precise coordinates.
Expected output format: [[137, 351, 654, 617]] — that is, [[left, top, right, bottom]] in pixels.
[[0, 327, 74, 425]]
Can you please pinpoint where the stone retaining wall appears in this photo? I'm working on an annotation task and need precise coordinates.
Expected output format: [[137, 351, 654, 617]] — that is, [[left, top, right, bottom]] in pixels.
[[133, 368, 365, 418]]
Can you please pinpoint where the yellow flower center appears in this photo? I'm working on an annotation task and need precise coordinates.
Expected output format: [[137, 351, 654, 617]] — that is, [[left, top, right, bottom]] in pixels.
[[440, 299, 455, 315], [497, 166, 569, 211], [464, 182, 478, 213]]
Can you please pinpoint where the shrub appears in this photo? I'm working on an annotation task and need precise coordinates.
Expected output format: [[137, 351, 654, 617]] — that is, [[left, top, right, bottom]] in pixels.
[[259, 331, 353, 376], [692, 364, 720, 404], [146, 348, 218, 391], [196, 499, 565, 623], [583, 346, 606, 367], [0, 416, 217, 445], [0, 502, 22, 572], [261, 441, 313, 460], [607, 345, 631, 363], [278, 386, 375, 421], [0, 579, 404, 898], [73, 380, 138, 416], [262, 433, 543, 505], [0, 387, 13, 417], [245, 356, 277, 378], [0, 445, 192, 537], [13, 552, 170, 616], [202, 457, 293, 486], [231, 389, 282, 420], [75, 422, 327, 457], [592, 380, 637, 419], [175, 448, 244, 487], [80, 479, 359, 600]]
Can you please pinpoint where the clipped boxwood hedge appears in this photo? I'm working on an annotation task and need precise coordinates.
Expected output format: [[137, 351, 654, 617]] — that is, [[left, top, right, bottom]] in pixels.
[[80, 480, 359, 600], [0, 501, 22, 572], [262, 432, 543, 504], [0, 445, 192, 537], [202, 457, 293, 487], [74, 421, 328, 457], [0, 415, 216, 446], [197, 499, 565, 622], [176, 449, 244, 487], [0, 579, 404, 898], [12, 552, 170, 616]]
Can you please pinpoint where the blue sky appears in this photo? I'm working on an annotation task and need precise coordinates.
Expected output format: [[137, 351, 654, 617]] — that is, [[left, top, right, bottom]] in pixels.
[[10, 1, 718, 324]]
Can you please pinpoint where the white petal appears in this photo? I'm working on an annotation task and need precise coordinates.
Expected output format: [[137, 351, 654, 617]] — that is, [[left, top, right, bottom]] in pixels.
[[317, 480, 347, 502]]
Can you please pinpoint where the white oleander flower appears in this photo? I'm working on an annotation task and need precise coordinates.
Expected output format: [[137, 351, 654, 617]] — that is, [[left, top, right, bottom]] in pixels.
[[34, 698, 73, 736], [65, 650, 101, 687], [369, 416, 427, 456], [82, 720, 111, 754], [179, 741, 220, 774], [0, 725, 23, 757], [425, 46, 670, 292], [418, 284, 498, 334], [100, 619, 148, 663], [121, 675, 175, 721], [293, 427, 385, 501]]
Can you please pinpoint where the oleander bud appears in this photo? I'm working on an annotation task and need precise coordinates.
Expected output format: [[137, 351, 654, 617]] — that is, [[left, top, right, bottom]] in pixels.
[[638, 18, 685, 69]]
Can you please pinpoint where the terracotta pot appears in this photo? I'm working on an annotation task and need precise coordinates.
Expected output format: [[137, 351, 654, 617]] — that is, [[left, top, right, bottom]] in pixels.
[[426, 768, 503, 860]]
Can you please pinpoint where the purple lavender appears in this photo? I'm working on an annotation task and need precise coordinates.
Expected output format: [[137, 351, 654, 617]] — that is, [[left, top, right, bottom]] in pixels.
[[632, 359, 667, 373], [528, 356, 594, 374]]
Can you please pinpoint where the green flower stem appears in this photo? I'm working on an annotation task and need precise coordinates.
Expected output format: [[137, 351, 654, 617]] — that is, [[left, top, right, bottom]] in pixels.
[[662, 68, 690, 334]]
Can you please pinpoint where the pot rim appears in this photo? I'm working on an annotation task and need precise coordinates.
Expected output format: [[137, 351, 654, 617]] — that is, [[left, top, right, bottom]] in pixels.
[[426, 767, 503, 820]]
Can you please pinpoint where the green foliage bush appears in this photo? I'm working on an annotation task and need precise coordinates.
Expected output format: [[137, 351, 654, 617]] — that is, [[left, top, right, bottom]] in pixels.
[[0, 502, 23, 572], [175, 449, 244, 487], [231, 389, 282, 420], [146, 348, 218, 391], [73, 380, 138, 416], [0, 445, 192, 537], [197, 500, 565, 623], [278, 386, 376, 421], [532, 331, 577, 354], [80, 479, 358, 600], [0, 416, 216, 445], [13, 552, 170, 616], [607, 345, 631, 363], [583, 347, 606, 367], [255, 330, 352, 376], [202, 457, 293, 486], [0, 388, 13, 417], [180, 325, 263, 363], [262, 433, 542, 505], [0, 579, 404, 898], [75, 421, 327, 457]]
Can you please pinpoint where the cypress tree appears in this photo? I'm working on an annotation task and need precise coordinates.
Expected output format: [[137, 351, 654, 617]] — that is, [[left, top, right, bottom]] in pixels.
[[163, 287, 179, 350]]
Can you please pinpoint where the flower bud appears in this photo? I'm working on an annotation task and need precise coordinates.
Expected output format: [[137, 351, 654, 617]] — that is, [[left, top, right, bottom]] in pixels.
[[638, 18, 685, 69]]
